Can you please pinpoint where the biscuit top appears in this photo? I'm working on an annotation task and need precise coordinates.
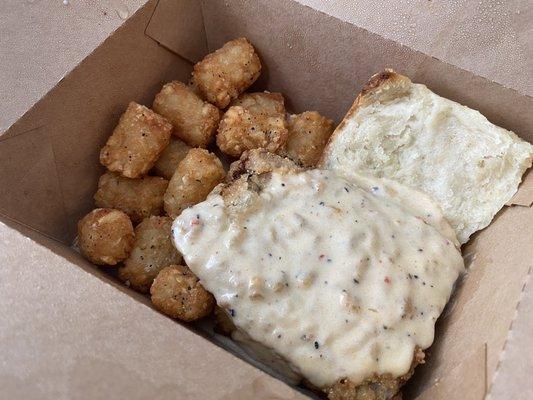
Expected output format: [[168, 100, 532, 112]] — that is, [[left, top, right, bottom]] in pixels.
[[173, 169, 464, 387]]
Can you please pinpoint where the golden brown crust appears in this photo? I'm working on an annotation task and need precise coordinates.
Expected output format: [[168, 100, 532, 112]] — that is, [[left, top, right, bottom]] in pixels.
[[284, 111, 335, 167], [100, 102, 172, 178], [94, 171, 168, 224], [325, 347, 425, 400], [152, 138, 191, 180], [77, 208, 134, 266], [153, 81, 220, 148], [163, 148, 226, 218], [216, 92, 288, 158], [318, 70, 410, 168], [118, 216, 182, 293], [150, 265, 215, 322], [193, 37, 261, 108]]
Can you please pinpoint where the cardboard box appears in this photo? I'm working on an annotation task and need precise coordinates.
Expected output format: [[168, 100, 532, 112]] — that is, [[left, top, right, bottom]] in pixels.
[[1, 1, 531, 399]]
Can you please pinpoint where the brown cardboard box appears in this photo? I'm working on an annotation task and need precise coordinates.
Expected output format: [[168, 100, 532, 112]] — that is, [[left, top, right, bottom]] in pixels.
[[1, 1, 531, 399]]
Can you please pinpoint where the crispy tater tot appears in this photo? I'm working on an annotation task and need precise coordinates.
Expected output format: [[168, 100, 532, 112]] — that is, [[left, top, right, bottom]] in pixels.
[[94, 171, 168, 224], [216, 92, 288, 158], [284, 111, 335, 167], [153, 81, 220, 148], [150, 265, 215, 322], [192, 38, 261, 108], [118, 216, 182, 293], [163, 148, 226, 218], [152, 138, 191, 180], [100, 102, 172, 178], [77, 208, 134, 266]]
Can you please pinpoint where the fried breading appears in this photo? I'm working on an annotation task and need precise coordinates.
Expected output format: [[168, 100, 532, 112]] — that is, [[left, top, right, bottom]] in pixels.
[[94, 171, 168, 224], [100, 102, 172, 178], [227, 148, 303, 181], [284, 111, 334, 167], [118, 216, 182, 293], [163, 148, 226, 218], [153, 81, 220, 148], [77, 208, 134, 266], [214, 306, 236, 335], [152, 138, 191, 180], [217, 92, 288, 157], [325, 348, 424, 400], [150, 265, 215, 322], [193, 38, 261, 108]]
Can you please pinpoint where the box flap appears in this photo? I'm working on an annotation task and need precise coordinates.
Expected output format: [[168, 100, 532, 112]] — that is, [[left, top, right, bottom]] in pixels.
[[294, 0, 533, 98], [0, 0, 193, 242], [145, 0, 207, 63], [0, 218, 306, 400], [488, 267, 533, 400]]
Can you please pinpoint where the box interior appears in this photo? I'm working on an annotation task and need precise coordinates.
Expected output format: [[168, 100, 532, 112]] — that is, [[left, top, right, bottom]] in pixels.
[[1, 0, 532, 398]]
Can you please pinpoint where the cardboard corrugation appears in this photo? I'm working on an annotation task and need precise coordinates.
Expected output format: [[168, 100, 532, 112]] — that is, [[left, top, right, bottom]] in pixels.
[[1, 0, 532, 399]]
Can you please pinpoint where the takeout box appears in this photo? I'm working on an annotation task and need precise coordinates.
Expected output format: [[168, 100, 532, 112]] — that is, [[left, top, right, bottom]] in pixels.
[[1, 1, 532, 399]]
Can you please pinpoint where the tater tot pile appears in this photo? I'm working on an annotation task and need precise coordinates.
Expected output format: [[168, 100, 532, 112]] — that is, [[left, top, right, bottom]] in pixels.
[[151, 265, 215, 322], [284, 111, 334, 167], [118, 216, 182, 293], [193, 37, 261, 108], [77, 208, 134, 266], [164, 148, 225, 218], [77, 37, 335, 338], [217, 92, 289, 157]]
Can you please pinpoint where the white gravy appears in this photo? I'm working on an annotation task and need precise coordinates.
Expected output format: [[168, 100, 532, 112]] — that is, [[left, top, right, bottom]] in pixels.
[[172, 169, 464, 388]]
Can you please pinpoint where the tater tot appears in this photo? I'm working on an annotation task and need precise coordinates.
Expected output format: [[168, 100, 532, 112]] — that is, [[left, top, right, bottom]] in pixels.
[[150, 265, 215, 322], [284, 111, 334, 167], [152, 138, 191, 180], [216, 92, 288, 158], [118, 216, 182, 293], [77, 208, 134, 266], [163, 148, 226, 218], [153, 81, 220, 148], [94, 171, 168, 224], [192, 38, 261, 108], [100, 102, 172, 178]]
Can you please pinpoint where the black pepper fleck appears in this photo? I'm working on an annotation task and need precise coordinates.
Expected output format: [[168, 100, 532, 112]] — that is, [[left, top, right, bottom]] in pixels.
[[344, 187, 349, 193], [314, 341, 319, 349], [319, 201, 325, 206], [229, 309, 235, 317], [353, 278, 359, 284]]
